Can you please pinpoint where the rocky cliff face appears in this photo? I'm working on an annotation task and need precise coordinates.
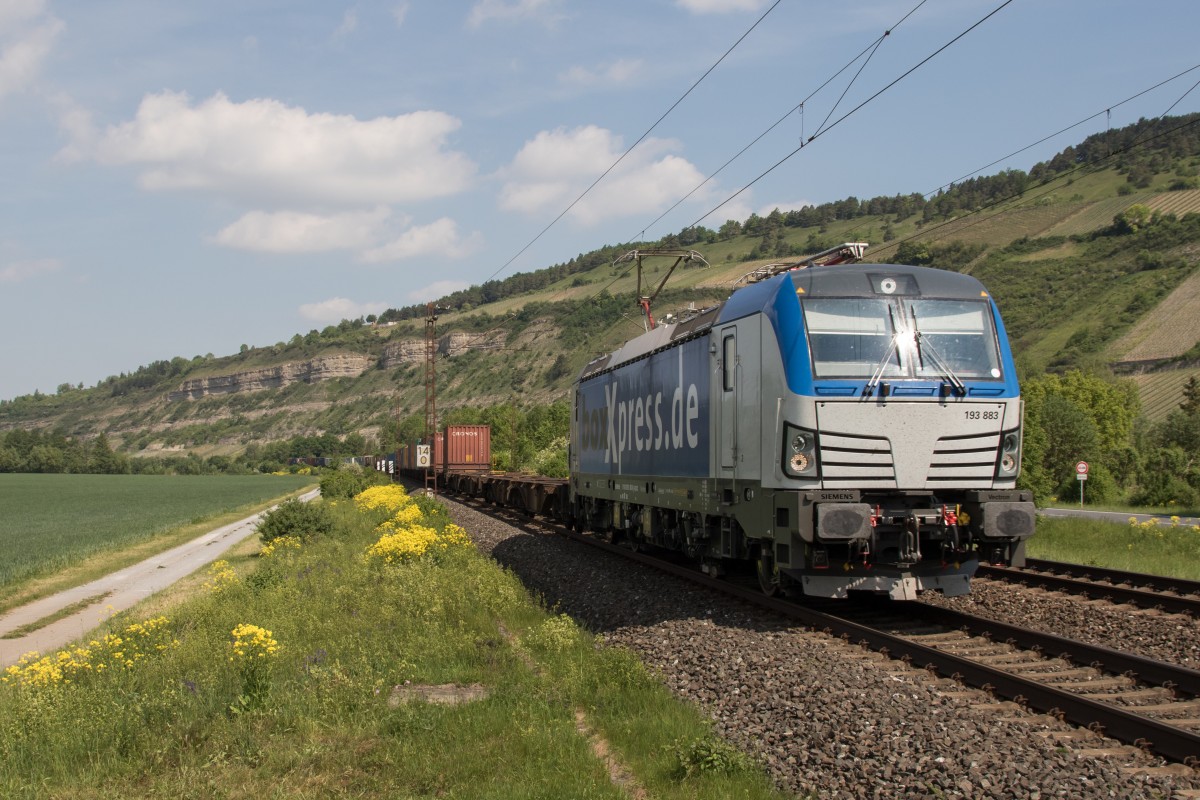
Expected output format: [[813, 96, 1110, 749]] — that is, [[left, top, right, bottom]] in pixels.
[[168, 354, 373, 401], [170, 330, 510, 401], [378, 331, 508, 369]]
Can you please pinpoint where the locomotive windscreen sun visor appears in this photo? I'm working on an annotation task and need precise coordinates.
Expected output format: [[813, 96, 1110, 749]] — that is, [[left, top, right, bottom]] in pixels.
[[816, 503, 872, 541]]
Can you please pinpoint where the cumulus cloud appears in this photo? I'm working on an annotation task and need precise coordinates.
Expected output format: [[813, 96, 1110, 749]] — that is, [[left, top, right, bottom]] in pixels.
[[75, 91, 475, 206], [0, 257, 61, 283], [0, 2, 63, 99], [467, 0, 563, 28], [213, 208, 481, 263], [675, 0, 764, 12], [213, 207, 392, 253], [361, 217, 482, 263], [498, 125, 709, 226], [299, 297, 389, 324], [407, 279, 471, 303], [560, 58, 643, 88]]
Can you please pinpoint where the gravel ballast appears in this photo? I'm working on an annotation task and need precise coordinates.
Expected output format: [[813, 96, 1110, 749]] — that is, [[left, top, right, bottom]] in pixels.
[[443, 496, 1200, 800]]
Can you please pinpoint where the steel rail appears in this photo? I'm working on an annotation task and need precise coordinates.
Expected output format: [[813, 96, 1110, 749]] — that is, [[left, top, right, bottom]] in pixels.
[[451, 496, 1200, 764], [550, 524, 1200, 765], [977, 563, 1200, 617], [907, 603, 1200, 695], [1024, 558, 1200, 596]]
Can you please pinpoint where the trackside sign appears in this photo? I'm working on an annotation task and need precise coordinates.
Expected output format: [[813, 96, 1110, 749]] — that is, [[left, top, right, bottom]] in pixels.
[[575, 337, 710, 477]]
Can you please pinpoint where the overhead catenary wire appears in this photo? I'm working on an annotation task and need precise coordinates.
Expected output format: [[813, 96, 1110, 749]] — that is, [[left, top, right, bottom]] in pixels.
[[685, 0, 1016, 232], [923, 63, 1200, 201], [629, 0, 930, 245], [866, 110, 1200, 261], [480, 0, 785, 288], [831, 63, 1200, 248]]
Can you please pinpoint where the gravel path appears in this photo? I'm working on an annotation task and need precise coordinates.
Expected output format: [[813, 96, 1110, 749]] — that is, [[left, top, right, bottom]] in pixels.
[[443, 496, 1200, 800]]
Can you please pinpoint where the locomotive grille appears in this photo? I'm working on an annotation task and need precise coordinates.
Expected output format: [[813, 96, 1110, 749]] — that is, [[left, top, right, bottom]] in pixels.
[[818, 431, 896, 488], [926, 432, 1000, 485]]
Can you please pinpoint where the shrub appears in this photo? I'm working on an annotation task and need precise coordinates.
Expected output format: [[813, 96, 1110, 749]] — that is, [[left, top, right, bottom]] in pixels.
[[320, 468, 385, 500], [256, 498, 334, 543]]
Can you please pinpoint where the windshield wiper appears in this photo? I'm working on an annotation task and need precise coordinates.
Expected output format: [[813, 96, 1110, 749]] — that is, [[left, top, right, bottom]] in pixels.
[[864, 306, 902, 398], [911, 307, 966, 396]]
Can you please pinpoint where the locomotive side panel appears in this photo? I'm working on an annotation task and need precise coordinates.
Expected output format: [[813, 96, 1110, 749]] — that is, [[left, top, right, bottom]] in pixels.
[[574, 335, 711, 479]]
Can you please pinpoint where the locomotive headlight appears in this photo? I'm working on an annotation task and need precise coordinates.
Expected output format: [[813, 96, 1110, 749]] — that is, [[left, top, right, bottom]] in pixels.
[[782, 424, 819, 478], [996, 428, 1021, 477]]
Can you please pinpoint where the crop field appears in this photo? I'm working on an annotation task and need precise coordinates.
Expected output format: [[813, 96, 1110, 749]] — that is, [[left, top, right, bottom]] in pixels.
[[1129, 366, 1200, 422], [0, 474, 316, 592]]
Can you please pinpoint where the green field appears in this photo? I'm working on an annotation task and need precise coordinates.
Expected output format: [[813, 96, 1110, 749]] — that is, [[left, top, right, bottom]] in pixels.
[[0, 474, 317, 592], [1029, 513, 1200, 580]]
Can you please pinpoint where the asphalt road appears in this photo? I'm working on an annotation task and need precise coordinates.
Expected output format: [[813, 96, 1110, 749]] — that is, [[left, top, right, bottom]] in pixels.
[[0, 488, 319, 668]]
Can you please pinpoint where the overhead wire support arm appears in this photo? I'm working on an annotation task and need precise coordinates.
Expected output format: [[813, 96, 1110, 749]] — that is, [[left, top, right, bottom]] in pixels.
[[612, 248, 709, 331]]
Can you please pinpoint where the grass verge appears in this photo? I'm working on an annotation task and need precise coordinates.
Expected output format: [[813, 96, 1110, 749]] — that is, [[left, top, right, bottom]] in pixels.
[[0, 486, 787, 799], [1028, 514, 1200, 580]]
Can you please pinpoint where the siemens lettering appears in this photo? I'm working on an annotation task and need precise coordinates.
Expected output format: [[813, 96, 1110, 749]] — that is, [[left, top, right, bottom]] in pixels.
[[577, 338, 709, 477]]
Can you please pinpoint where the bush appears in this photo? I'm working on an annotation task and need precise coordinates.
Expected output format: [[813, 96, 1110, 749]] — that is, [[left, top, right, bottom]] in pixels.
[[319, 468, 380, 500], [256, 498, 334, 543]]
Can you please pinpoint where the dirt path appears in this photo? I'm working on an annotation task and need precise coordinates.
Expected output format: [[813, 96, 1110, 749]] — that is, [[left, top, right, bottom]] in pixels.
[[0, 488, 319, 667]]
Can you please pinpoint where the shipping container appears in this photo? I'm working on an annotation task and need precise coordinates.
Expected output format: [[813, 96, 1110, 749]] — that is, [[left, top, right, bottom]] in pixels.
[[443, 424, 491, 473]]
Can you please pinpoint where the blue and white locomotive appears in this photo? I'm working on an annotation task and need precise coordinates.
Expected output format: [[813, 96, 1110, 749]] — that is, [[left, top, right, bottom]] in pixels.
[[569, 246, 1034, 599]]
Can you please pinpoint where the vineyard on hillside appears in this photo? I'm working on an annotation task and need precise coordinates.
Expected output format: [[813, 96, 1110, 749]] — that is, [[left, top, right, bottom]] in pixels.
[[1130, 367, 1200, 421], [1111, 266, 1200, 361], [1146, 188, 1200, 217], [1043, 194, 1156, 238]]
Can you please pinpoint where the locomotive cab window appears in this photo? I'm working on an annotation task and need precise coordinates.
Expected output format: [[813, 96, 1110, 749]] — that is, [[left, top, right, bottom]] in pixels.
[[803, 297, 1002, 381], [804, 299, 902, 379]]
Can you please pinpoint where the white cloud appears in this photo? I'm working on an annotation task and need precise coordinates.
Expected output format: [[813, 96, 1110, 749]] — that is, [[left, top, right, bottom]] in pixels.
[[361, 217, 482, 263], [675, 0, 764, 13], [0, 0, 47, 30], [498, 125, 709, 226], [407, 279, 471, 303], [392, 2, 410, 27], [334, 9, 358, 38], [77, 91, 475, 206], [560, 58, 643, 88], [299, 297, 389, 324], [213, 207, 392, 253], [0, 257, 60, 283], [0, 5, 62, 99], [467, 0, 563, 28]]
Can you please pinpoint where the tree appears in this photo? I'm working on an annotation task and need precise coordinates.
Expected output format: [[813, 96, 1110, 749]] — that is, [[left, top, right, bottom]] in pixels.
[[1112, 203, 1151, 234], [1180, 375, 1200, 415]]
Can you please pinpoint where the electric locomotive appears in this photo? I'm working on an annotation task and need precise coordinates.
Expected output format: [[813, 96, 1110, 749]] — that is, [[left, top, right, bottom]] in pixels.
[[568, 247, 1034, 599]]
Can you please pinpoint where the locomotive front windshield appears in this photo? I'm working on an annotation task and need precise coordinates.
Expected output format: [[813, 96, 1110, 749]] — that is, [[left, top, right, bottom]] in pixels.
[[803, 297, 1002, 381]]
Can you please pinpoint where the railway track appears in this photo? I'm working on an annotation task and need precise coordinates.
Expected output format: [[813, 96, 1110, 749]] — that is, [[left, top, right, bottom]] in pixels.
[[456, 497, 1200, 766], [978, 558, 1200, 617]]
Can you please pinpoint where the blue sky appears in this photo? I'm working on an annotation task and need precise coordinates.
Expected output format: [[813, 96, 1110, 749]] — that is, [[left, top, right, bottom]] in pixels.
[[2, 0, 1198, 401]]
